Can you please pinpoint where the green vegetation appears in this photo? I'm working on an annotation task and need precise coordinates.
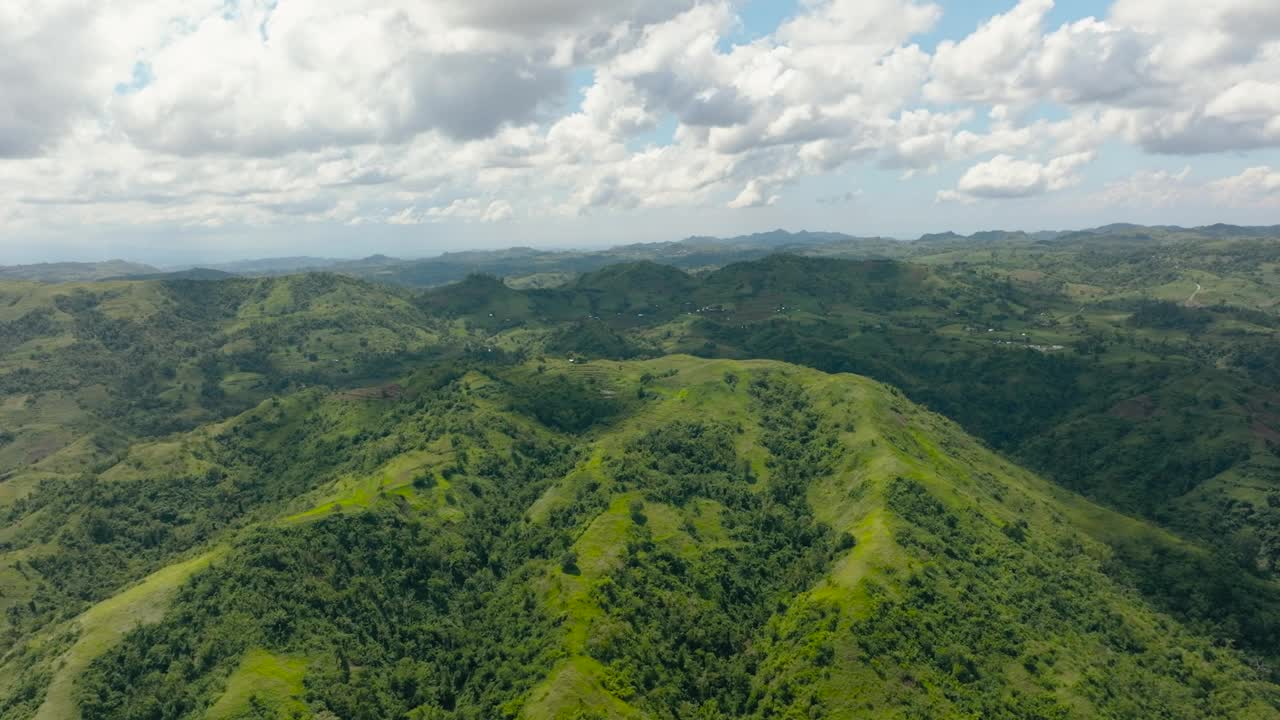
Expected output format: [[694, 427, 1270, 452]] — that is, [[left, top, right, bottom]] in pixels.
[[2, 225, 1280, 718], [587, 378, 840, 717], [204, 650, 308, 720], [356, 241, 1280, 589], [2, 356, 1276, 718], [0, 261, 160, 283]]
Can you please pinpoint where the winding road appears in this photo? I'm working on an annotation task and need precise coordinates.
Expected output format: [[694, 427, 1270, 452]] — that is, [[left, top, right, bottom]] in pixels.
[[1185, 282, 1203, 307]]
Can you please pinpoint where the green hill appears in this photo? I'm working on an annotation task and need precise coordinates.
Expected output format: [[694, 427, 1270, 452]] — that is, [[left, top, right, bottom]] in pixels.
[[2, 239, 1279, 719], [0, 273, 448, 519], [570, 262, 698, 318], [0, 261, 160, 283], [3, 357, 1278, 719], [417, 253, 1279, 594]]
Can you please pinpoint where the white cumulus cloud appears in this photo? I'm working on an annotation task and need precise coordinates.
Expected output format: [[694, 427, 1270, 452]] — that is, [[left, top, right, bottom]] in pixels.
[[1, 0, 1279, 254], [1208, 166, 1280, 207], [939, 151, 1095, 201]]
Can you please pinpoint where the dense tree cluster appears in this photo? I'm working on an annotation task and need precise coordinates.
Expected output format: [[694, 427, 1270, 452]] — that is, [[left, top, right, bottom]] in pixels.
[[75, 386, 582, 719], [592, 377, 841, 718]]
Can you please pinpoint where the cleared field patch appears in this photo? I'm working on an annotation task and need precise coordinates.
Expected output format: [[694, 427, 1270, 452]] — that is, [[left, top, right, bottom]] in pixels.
[[205, 649, 309, 720], [522, 655, 641, 720], [34, 548, 225, 720], [544, 493, 637, 651]]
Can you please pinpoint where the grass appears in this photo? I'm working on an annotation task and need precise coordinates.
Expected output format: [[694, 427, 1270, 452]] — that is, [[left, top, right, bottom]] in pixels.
[[99, 439, 207, 483], [646, 499, 734, 559], [282, 448, 457, 523], [205, 649, 309, 720], [8, 352, 1280, 718], [545, 494, 637, 652], [522, 656, 641, 720], [33, 548, 226, 720]]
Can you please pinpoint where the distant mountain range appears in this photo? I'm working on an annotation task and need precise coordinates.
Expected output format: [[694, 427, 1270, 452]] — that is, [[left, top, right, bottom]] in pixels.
[[915, 223, 1280, 245], [0, 259, 160, 282], [4, 224, 1277, 286]]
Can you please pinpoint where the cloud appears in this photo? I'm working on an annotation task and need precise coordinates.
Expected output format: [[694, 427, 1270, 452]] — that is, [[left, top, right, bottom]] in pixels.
[[541, 1, 990, 214], [775, 0, 941, 49], [390, 198, 516, 224], [0, 0, 701, 160], [1, 0, 1280, 249], [1089, 165, 1280, 209], [1204, 81, 1280, 122], [817, 190, 863, 205], [727, 179, 780, 209], [1121, 109, 1280, 155], [439, 0, 694, 36], [111, 3, 573, 155], [925, 0, 1052, 104], [480, 200, 516, 222], [920, 0, 1280, 157], [1208, 166, 1280, 207], [939, 151, 1095, 201], [1092, 166, 1193, 208], [0, 1, 111, 157], [1035, 18, 1161, 105], [604, 4, 754, 129], [1109, 0, 1280, 68]]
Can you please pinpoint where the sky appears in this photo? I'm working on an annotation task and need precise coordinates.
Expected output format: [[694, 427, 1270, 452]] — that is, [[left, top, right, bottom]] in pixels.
[[2, 0, 1279, 265]]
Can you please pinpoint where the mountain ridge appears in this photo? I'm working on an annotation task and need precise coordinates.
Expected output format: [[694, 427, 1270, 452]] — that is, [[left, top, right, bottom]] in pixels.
[[5, 356, 1279, 719], [9, 223, 1280, 288]]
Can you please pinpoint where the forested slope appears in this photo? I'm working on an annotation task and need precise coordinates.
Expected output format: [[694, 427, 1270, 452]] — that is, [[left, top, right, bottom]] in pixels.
[[2, 240, 1280, 718], [405, 253, 1280, 583], [3, 357, 1277, 719], [0, 273, 448, 511]]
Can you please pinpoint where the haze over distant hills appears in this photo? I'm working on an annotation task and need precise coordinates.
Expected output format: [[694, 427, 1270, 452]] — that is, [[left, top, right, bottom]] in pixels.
[[0, 260, 161, 283], [4, 223, 1277, 289]]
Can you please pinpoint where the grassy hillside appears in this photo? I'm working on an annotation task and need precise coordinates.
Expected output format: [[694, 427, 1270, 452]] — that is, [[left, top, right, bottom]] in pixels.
[[0, 273, 475, 709], [3, 357, 1278, 718], [418, 253, 1280, 584], [0, 273, 452, 510], [0, 262, 160, 283], [2, 234, 1279, 718]]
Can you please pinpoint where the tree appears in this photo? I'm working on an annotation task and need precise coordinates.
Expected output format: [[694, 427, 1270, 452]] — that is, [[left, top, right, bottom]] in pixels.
[[560, 550, 580, 575]]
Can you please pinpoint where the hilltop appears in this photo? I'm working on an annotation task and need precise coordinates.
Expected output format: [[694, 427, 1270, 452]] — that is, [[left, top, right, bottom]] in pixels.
[[2, 357, 1277, 719], [422, 253, 1280, 590]]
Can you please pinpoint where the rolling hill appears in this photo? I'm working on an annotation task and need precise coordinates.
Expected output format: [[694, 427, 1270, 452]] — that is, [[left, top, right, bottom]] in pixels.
[[2, 357, 1278, 719], [0, 273, 451, 520], [0, 262, 160, 283], [2, 235, 1279, 719], [409, 253, 1280, 592]]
